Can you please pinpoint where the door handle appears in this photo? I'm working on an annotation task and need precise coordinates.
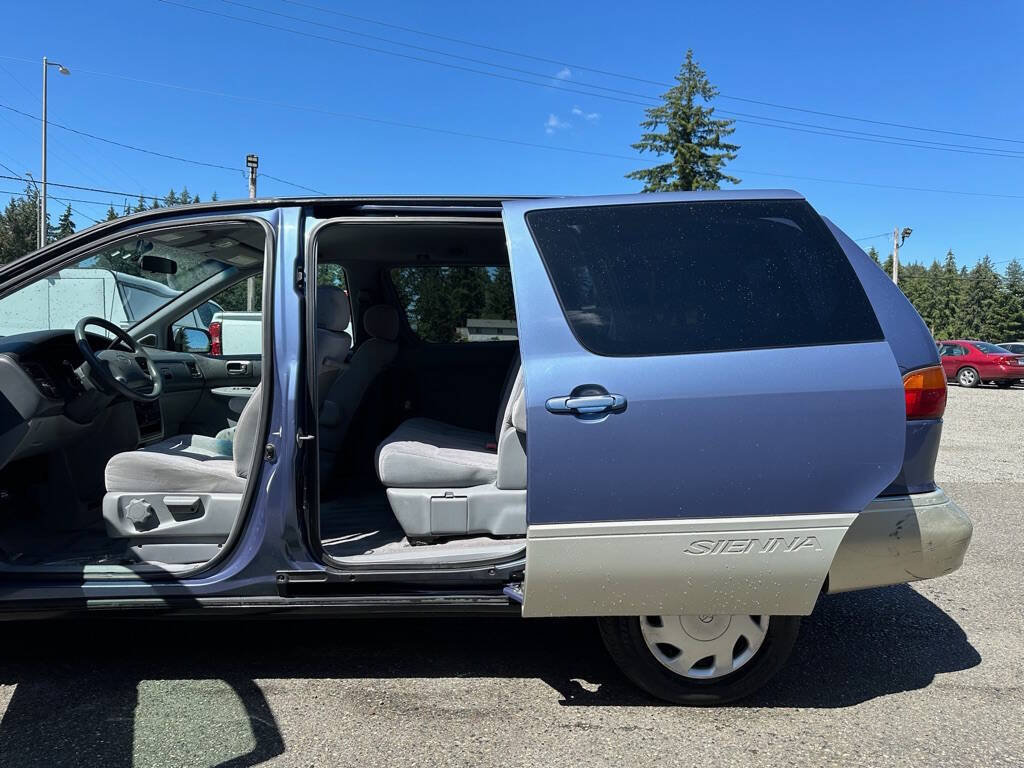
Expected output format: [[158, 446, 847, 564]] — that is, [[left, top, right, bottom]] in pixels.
[[225, 361, 250, 376], [545, 393, 627, 415]]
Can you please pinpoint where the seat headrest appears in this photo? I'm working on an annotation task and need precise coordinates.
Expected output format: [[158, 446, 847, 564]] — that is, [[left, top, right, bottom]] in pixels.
[[364, 304, 400, 341], [317, 286, 350, 333]]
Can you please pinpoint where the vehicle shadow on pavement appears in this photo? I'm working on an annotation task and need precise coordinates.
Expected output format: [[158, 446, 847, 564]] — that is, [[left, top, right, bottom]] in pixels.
[[0, 585, 980, 766]]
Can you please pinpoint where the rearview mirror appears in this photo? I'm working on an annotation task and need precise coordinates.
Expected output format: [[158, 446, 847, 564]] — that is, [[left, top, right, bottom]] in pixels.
[[173, 326, 211, 354], [141, 254, 177, 274]]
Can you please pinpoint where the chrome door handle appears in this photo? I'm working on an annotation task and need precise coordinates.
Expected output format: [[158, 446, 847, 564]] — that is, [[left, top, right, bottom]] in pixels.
[[545, 393, 627, 415]]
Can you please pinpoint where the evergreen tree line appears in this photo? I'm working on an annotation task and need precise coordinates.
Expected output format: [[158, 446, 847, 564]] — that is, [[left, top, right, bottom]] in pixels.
[[391, 266, 516, 343], [866, 246, 1024, 341]]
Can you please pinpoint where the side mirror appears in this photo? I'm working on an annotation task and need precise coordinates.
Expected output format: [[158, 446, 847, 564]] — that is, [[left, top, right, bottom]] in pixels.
[[173, 326, 212, 354]]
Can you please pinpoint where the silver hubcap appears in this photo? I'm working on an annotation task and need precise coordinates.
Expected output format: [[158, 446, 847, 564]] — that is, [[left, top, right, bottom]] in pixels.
[[959, 369, 977, 385], [640, 615, 769, 679]]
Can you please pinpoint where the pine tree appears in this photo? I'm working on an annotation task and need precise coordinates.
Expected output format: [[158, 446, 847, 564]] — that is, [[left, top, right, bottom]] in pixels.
[[179, 186, 190, 206], [866, 246, 882, 268], [210, 191, 219, 202], [150, 197, 160, 210], [134, 194, 149, 214], [0, 183, 41, 264], [1005, 259, 1024, 309], [55, 204, 75, 241], [164, 189, 178, 207], [105, 204, 118, 221], [626, 50, 739, 191], [484, 267, 516, 319], [959, 256, 1002, 339]]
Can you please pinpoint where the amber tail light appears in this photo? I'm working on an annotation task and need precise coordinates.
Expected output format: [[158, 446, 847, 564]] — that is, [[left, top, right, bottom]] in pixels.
[[903, 365, 947, 420]]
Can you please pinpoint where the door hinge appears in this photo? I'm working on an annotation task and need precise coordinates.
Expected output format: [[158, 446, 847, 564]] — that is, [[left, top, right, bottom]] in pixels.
[[296, 431, 315, 445], [295, 264, 306, 291], [263, 443, 277, 462]]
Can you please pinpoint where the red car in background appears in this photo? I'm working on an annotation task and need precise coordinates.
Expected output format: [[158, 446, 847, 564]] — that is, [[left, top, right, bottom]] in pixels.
[[937, 340, 1024, 388]]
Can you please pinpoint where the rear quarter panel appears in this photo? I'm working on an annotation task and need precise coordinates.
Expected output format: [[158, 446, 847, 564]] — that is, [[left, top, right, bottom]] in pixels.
[[825, 219, 942, 495]]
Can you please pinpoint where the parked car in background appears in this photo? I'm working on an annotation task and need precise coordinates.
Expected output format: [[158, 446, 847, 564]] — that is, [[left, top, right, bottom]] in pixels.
[[997, 341, 1024, 355], [937, 340, 1024, 387], [208, 310, 262, 356]]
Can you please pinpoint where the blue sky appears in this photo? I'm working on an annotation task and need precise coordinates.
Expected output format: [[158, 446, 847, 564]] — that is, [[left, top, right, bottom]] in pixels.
[[1, 0, 1021, 270]]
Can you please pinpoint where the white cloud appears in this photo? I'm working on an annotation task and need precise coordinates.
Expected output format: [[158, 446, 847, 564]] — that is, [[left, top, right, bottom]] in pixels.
[[554, 66, 572, 80], [571, 105, 600, 121], [544, 113, 571, 135]]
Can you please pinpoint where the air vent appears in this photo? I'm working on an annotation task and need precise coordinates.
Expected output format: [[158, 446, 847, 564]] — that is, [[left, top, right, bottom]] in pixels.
[[185, 361, 201, 378]]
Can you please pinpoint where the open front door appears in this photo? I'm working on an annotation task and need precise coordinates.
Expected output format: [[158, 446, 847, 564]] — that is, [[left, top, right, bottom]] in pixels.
[[502, 192, 906, 617]]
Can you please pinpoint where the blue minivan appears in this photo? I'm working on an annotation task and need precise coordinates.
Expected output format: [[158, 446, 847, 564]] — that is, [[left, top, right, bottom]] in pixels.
[[0, 190, 971, 704]]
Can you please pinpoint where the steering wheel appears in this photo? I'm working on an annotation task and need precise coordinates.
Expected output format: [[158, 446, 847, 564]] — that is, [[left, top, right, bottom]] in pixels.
[[74, 317, 164, 402]]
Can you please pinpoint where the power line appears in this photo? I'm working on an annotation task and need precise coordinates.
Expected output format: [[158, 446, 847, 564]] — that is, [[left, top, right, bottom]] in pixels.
[[0, 102, 325, 194], [0, 103, 239, 172], [0, 60, 149, 192], [2, 61, 1021, 201], [157, 0, 1024, 160], [275, 0, 1024, 147], [235, 0, 1024, 159], [0, 187, 116, 208], [7, 61, 1022, 202], [854, 232, 891, 242]]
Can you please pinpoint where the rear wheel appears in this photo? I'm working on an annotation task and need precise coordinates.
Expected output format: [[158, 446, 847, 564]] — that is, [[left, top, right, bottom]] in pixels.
[[598, 614, 801, 705], [957, 367, 980, 388]]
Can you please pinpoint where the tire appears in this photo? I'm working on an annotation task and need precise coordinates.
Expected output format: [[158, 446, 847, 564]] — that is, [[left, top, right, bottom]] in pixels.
[[957, 367, 980, 388], [598, 614, 801, 705], [995, 380, 1014, 389]]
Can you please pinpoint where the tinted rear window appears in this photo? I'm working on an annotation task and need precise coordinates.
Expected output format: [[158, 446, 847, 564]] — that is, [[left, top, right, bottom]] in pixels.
[[526, 200, 883, 356]]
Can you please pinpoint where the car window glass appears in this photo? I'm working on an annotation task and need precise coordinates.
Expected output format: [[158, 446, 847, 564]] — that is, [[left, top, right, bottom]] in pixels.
[[525, 199, 883, 357], [390, 266, 517, 343], [973, 342, 1009, 354], [0, 224, 262, 338]]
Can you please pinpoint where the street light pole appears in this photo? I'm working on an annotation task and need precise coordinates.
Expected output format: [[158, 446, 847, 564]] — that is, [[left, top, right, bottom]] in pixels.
[[40, 57, 69, 249], [892, 226, 913, 287], [246, 154, 259, 311]]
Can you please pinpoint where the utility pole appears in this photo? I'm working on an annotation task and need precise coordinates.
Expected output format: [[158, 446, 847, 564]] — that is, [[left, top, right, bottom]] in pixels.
[[246, 154, 259, 311], [892, 228, 899, 287], [892, 226, 913, 287], [40, 57, 70, 249]]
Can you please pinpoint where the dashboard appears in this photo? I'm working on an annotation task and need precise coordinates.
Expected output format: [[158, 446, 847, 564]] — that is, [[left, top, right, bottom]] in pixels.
[[0, 330, 197, 471]]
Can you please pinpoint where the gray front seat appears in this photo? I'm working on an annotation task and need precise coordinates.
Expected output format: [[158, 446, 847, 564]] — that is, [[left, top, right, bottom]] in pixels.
[[105, 383, 263, 494]]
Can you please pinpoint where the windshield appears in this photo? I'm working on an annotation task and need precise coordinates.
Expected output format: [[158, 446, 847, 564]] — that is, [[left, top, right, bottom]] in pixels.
[[974, 342, 1011, 355], [0, 224, 263, 337]]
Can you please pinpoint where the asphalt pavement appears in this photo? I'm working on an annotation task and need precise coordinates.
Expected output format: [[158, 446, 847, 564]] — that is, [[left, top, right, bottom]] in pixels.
[[0, 385, 1021, 767]]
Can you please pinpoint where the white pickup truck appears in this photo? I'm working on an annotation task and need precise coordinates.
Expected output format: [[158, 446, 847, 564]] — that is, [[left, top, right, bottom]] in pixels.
[[208, 311, 262, 356]]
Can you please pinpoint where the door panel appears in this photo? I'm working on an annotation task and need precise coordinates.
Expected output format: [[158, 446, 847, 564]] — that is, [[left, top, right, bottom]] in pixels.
[[179, 354, 261, 436], [503, 193, 907, 617]]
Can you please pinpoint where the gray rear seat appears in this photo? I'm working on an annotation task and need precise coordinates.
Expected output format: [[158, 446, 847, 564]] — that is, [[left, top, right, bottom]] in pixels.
[[375, 356, 526, 538]]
